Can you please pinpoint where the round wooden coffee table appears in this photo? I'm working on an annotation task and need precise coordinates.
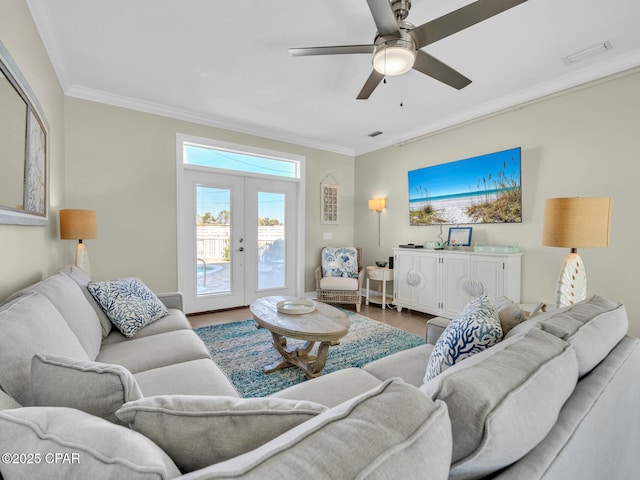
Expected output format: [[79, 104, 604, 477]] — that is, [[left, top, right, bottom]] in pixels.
[[250, 296, 350, 379]]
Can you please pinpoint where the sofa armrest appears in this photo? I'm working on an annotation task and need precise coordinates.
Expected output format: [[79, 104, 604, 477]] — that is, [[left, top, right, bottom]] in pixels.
[[156, 292, 184, 312], [426, 317, 451, 345]]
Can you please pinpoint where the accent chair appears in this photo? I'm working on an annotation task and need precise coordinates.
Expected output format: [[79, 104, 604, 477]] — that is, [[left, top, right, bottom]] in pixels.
[[315, 247, 364, 312]]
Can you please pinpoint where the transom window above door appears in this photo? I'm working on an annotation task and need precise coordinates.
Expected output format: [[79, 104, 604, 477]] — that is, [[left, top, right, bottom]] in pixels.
[[183, 140, 300, 179]]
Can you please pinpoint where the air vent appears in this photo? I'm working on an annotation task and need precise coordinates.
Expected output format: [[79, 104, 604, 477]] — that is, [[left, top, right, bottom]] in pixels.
[[562, 40, 613, 66], [368, 131, 383, 138]]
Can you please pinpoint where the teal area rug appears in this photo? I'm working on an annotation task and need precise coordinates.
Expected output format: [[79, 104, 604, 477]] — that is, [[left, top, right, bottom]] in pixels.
[[194, 311, 424, 397]]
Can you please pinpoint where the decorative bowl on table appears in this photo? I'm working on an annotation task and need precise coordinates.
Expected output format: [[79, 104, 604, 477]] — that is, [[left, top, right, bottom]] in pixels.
[[276, 299, 316, 315], [375, 261, 387, 267]]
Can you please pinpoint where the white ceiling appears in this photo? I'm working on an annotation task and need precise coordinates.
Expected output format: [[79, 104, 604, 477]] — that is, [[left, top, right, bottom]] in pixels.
[[27, 0, 640, 156]]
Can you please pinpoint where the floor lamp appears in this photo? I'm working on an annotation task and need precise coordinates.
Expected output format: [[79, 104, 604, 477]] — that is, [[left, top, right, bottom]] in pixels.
[[60, 209, 97, 275], [368, 198, 386, 247], [542, 197, 611, 307]]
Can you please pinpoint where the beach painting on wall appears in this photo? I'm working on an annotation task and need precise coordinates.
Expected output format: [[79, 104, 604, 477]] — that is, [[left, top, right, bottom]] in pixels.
[[408, 147, 522, 225]]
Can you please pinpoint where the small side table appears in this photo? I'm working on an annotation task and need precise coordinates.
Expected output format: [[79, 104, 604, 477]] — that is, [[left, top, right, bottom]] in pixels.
[[366, 266, 394, 309]]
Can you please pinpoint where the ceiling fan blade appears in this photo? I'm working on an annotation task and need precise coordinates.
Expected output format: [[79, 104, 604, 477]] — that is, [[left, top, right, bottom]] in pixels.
[[409, 0, 528, 49], [412, 50, 471, 90], [357, 70, 385, 99], [289, 45, 375, 56], [366, 0, 400, 36]]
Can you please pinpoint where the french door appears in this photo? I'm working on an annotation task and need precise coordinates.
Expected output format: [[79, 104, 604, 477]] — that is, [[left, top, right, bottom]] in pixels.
[[179, 168, 299, 313]]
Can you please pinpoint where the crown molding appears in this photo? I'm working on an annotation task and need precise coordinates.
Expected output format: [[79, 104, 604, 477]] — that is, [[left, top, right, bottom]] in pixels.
[[65, 85, 355, 157], [356, 49, 640, 155], [65, 48, 640, 158]]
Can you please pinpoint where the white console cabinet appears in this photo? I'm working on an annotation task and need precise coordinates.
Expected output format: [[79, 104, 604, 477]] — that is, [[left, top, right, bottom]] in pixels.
[[392, 248, 522, 318]]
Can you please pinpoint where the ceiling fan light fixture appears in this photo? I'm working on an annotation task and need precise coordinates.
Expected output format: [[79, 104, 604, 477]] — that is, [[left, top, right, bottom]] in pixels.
[[372, 39, 416, 76]]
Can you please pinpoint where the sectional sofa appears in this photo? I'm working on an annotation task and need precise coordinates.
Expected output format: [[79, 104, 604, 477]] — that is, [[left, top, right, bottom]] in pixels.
[[364, 297, 640, 479], [0, 266, 638, 479]]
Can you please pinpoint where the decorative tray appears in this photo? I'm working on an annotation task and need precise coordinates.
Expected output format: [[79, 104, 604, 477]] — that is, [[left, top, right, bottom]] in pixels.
[[276, 299, 316, 315], [473, 243, 521, 253]]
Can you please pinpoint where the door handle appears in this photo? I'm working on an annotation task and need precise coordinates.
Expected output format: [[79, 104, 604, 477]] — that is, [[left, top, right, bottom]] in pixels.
[[238, 247, 244, 252]]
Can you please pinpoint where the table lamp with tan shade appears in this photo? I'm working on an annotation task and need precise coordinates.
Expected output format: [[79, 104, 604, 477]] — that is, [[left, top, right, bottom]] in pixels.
[[60, 209, 97, 275], [542, 197, 611, 307]]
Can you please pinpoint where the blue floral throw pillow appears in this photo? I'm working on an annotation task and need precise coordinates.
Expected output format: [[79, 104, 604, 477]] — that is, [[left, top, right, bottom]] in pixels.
[[87, 278, 168, 338], [321, 247, 358, 278], [425, 295, 502, 381]]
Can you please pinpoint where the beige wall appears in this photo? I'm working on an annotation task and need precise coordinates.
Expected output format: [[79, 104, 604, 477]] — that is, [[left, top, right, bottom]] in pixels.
[[63, 97, 354, 294], [355, 69, 640, 337], [0, 0, 66, 302]]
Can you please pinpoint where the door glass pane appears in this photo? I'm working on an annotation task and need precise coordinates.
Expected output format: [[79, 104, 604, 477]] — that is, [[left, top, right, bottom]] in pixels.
[[196, 186, 231, 296], [258, 192, 285, 290]]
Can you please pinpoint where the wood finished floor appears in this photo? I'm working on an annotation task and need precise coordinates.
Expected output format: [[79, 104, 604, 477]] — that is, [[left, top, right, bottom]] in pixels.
[[188, 302, 434, 338]]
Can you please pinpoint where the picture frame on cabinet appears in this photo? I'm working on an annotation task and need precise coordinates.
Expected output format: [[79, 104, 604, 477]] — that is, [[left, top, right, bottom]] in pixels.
[[448, 227, 473, 247]]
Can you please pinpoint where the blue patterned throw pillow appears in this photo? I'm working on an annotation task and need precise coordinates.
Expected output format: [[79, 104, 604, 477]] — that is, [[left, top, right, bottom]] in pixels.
[[87, 278, 168, 338], [425, 295, 502, 381], [321, 247, 358, 278]]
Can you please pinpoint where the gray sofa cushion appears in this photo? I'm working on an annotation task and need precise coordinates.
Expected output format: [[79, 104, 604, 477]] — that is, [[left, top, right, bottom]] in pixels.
[[364, 343, 433, 387], [0, 406, 180, 480], [101, 309, 191, 345], [134, 359, 239, 398], [179, 378, 452, 480], [0, 293, 89, 405], [421, 328, 578, 480], [117, 395, 328, 472], [495, 296, 528, 335], [269, 367, 382, 408], [536, 295, 628, 377], [30, 354, 143, 425], [426, 316, 451, 345], [59, 264, 113, 338], [0, 389, 20, 410], [96, 329, 211, 373], [7, 272, 103, 359]]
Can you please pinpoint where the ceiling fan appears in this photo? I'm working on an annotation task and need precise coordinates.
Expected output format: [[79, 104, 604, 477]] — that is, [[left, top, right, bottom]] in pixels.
[[289, 0, 528, 99]]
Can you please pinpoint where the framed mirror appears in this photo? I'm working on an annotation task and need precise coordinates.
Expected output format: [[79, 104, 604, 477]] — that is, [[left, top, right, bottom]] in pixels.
[[0, 41, 48, 225]]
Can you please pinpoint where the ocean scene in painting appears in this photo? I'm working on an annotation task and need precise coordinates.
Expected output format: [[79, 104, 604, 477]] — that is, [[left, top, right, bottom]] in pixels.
[[408, 147, 522, 225]]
